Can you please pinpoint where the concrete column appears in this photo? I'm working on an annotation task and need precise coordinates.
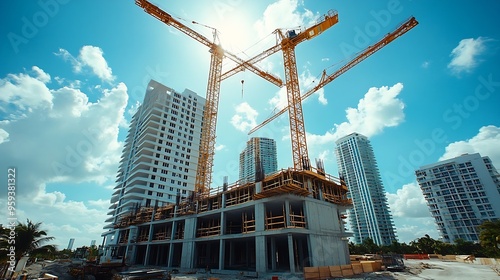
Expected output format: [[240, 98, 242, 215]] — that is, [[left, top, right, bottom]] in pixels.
[[287, 234, 296, 273], [255, 202, 265, 231], [317, 182, 324, 201], [180, 217, 197, 268], [285, 200, 291, 227], [221, 192, 227, 208], [271, 237, 276, 271], [220, 211, 226, 235], [144, 244, 150, 265], [305, 179, 314, 198], [126, 227, 138, 265], [307, 234, 317, 267], [298, 239, 304, 270], [218, 239, 225, 270], [167, 243, 174, 267], [255, 181, 262, 194], [255, 236, 267, 273]]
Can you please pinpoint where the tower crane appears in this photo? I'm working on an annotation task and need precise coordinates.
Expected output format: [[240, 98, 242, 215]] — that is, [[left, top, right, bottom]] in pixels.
[[135, 0, 284, 196], [278, 10, 340, 170], [248, 17, 419, 168]]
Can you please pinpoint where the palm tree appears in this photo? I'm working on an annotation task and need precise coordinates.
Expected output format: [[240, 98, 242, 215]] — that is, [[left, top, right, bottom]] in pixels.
[[14, 219, 57, 260]]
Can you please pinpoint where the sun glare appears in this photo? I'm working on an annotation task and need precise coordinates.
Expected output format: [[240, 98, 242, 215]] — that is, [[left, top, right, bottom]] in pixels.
[[215, 14, 256, 56]]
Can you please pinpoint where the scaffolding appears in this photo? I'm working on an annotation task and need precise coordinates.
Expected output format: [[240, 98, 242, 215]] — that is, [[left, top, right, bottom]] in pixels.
[[226, 183, 254, 207], [242, 212, 255, 233], [154, 205, 175, 220], [153, 224, 172, 241], [197, 218, 221, 237]]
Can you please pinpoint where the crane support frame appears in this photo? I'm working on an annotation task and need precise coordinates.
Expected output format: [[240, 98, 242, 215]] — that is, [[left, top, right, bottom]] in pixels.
[[281, 41, 310, 170]]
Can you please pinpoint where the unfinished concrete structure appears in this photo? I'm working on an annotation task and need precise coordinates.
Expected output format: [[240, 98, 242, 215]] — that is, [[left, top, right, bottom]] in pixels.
[[110, 168, 352, 274]]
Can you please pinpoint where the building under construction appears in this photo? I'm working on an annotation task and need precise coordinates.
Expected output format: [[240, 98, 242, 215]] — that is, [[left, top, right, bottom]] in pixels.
[[100, 0, 418, 275], [109, 167, 352, 274]]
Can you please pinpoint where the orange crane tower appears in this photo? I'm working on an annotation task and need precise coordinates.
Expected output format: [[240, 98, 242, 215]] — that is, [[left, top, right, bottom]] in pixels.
[[248, 17, 419, 154], [135, 0, 283, 196], [277, 11, 339, 170]]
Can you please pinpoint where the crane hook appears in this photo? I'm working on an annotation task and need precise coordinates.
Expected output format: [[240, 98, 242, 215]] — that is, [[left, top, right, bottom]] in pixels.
[[241, 79, 244, 98]]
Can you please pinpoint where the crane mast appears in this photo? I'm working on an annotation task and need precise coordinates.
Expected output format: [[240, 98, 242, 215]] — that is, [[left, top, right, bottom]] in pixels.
[[248, 16, 419, 135], [135, 0, 283, 195], [277, 10, 339, 170]]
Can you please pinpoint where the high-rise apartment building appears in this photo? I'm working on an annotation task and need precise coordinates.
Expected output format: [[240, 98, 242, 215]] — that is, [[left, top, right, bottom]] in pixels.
[[335, 132, 397, 245], [415, 153, 500, 243], [101, 80, 205, 257], [239, 137, 278, 183]]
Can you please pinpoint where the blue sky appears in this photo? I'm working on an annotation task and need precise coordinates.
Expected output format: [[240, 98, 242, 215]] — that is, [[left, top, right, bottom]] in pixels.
[[1, 0, 499, 249]]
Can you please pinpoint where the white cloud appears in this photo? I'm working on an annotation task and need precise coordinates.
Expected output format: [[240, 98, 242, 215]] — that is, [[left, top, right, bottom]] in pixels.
[[268, 68, 327, 112], [0, 68, 53, 111], [268, 87, 288, 112], [32, 66, 51, 83], [79, 46, 115, 82], [254, 0, 319, 39], [56, 45, 115, 82], [231, 102, 258, 132], [300, 69, 327, 105], [307, 83, 405, 147], [87, 199, 110, 209], [0, 67, 127, 196], [421, 61, 430, 68], [127, 100, 141, 116], [448, 37, 489, 74], [0, 128, 9, 144], [334, 83, 405, 137], [386, 182, 430, 218], [394, 218, 440, 243], [317, 150, 330, 161], [215, 144, 226, 151], [9, 197, 111, 248], [0, 48, 124, 249], [439, 125, 500, 167], [386, 182, 441, 243]]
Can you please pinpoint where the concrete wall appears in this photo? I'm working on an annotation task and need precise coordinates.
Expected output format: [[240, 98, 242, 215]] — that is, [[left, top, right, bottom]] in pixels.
[[304, 199, 350, 267]]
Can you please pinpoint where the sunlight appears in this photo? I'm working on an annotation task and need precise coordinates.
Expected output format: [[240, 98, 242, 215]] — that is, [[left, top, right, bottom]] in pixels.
[[214, 13, 257, 57]]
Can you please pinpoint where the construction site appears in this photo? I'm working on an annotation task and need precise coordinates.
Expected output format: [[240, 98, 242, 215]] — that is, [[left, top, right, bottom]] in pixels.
[[112, 168, 352, 274], [100, 0, 418, 277]]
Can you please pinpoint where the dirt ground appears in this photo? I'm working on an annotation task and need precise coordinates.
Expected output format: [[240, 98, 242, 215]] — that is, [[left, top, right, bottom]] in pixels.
[[14, 258, 500, 280]]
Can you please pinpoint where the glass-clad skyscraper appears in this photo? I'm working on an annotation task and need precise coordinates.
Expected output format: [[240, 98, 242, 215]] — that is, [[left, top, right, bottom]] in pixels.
[[335, 132, 397, 245], [239, 137, 278, 183]]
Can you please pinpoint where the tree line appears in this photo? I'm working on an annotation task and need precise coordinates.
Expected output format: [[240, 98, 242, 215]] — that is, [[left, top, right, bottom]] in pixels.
[[349, 220, 500, 258]]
